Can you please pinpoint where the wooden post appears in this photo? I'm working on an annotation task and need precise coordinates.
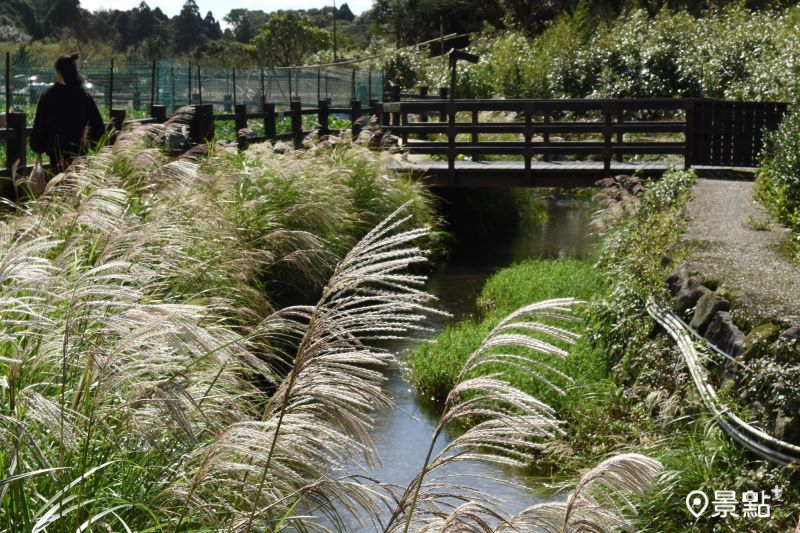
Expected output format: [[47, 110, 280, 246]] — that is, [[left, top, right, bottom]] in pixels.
[[110, 108, 126, 132], [5, 111, 26, 172], [235, 103, 248, 150], [150, 58, 157, 109], [524, 103, 533, 184], [391, 85, 400, 126], [197, 65, 202, 105], [351, 99, 362, 139], [290, 100, 302, 147], [189, 104, 214, 144], [150, 104, 167, 123], [375, 101, 384, 128], [543, 111, 551, 162], [419, 86, 429, 125], [616, 109, 624, 163], [108, 58, 114, 112], [260, 68, 266, 104], [351, 69, 356, 101], [263, 100, 276, 140], [603, 102, 613, 175], [368, 68, 372, 101], [471, 108, 478, 144], [287, 69, 292, 106], [318, 99, 330, 136], [187, 63, 192, 105], [684, 99, 695, 169], [438, 87, 448, 122], [447, 100, 457, 186], [317, 67, 321, 103]]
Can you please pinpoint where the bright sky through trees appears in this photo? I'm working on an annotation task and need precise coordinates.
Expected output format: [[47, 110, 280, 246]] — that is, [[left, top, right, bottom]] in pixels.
[[80, 0, 372, 19]]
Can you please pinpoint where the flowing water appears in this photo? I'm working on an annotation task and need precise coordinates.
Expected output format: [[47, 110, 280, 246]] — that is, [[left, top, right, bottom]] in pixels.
[[342, 197, 596, 531]]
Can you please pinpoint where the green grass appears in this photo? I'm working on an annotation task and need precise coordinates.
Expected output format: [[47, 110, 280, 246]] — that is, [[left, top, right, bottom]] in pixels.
[[410, 258, 606, 402]]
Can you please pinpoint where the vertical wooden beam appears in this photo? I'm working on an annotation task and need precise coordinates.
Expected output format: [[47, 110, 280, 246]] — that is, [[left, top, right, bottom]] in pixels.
[[150, 104, 167, 123], [318, 99, 330, 136], [684, 99, 695, 169], [187, 63, 192, 105], [447, 100, 457, 186], [524, 103, 533, 185], [189, 104, 214, 144], [602, 102, 613, 175], [317, 67, 321, 103], [543, 111, 551, 162], [615, 108, 624, 163], [232, 67, 237, 108], [235, 103, 247, 150], [6, 111, 26, 172], [290, 100, 302, 148], [351, 69, 356, 102], [391, 85, 401, 126], [438, 87, 448, 122], [263, 100, 276, 140], [351, 99, 362, 139], [110, 108, 125, 133]]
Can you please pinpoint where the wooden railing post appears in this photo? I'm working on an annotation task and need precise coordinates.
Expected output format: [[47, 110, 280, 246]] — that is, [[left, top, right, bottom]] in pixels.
[[543, 111, 551, 162], [438, 87, 448, 122], [684, 99, 695, 169], [318, 99, 330, 136], [523, 103, 533, 184], [6, 111, 26, 172], [375, 101, 384, 128], [616, 108, 624, 162], [419, 86, 429, 124], [351, 99, 362, 139], [290, 100, 302, 147], [602, 102, 613, 175], [110, 109, 126, 132], [189, 104, 214, 144], [150, 104, 167, 123], [447, 100, 457, 186], [263, 101, 276, 140], [391, 85, 401, 126], [234, 103, 247, 133]]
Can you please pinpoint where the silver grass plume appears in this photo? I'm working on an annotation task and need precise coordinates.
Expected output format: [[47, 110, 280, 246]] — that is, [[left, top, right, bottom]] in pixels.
[[386, 299, 580, 533], [173, 203, 442, 531], [501, 453, 663, 532]]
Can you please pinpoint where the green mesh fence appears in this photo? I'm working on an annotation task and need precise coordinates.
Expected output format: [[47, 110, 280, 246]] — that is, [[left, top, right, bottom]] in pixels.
[[1, 53, 384, 122]]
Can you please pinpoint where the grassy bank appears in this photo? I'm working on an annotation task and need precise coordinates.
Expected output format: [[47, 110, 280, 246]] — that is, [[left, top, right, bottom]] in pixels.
[[0, 116, 440, 530], [410, 169, 800, 530]]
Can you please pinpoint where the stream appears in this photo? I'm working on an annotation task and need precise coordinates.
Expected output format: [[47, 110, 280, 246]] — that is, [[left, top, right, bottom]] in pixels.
[[343, 196, 596, 531]]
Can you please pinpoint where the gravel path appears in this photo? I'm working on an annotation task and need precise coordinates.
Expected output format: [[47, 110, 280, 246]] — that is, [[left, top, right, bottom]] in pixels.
[[682, 178, 800, 325]]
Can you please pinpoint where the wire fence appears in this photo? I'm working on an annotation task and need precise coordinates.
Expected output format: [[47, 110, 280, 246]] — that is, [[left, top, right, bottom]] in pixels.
[[1, 54, 384, 121]]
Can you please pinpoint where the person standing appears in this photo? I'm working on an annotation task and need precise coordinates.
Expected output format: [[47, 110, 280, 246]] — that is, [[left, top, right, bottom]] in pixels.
[[30, 54, 105, 174]]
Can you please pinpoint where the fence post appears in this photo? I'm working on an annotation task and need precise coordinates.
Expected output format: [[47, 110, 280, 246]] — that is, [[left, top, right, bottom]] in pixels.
[[189, 104, 214, 144], [602, 102, 613, 175], [150, 58, 157, 109], [350, 99, 362, 139], [188, 63, 192, 105], [438, 87, 448, 122], [260, 68, 266, 104], [419, 86, 429, 124], [290, 100, 302, 148], [368, 68, 372, 101], [390, 85, 400, 126], [232, 67, 237, 108], [524, 103, 533, 183], [447, 100, 457, 186], [287, 69, 292, 106], [317, 67, 321, 103], [543, 111, 551, 162], [375, 101, 384, 128], [150, 104, 167, 123], [318, 99, 330, 136], [684, 99, 695, 169], [108, 58, 114, 112], [235, 103, 248, 150], [263, 100, 276, 140], [110, 108, 126, 132], [351, 69, 356, 101], [615, 109, 624, 162], [6, 111, 26, 172], [4, 52, 10, 117], [197, 65, 202, 105]]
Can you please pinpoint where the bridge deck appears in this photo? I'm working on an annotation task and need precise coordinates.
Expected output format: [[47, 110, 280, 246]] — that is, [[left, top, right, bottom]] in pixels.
[[389, 159, 756, 187]]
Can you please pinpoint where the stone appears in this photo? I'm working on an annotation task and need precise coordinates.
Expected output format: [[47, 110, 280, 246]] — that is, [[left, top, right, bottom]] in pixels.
[[779, 325, 800, 343], [673, 279, 710, 317], [272, 141, 292, 154], [773, 409, 800, 444], [704, 311, 745, 357], [667, 264, 690, 296], [690, 292, 730, 335], [741, 322, 781, 362]]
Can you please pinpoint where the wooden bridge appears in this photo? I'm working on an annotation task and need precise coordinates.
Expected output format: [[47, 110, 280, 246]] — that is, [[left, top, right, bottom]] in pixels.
[[0, 92, 789, 192], [377, 97, 789, 187]]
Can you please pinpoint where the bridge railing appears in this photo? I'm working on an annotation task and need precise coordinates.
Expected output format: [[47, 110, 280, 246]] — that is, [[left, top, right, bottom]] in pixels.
[[378, 98, 789, 174]]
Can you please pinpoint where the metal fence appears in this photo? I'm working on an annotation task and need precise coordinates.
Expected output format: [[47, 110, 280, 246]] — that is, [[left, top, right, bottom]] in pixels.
[[1, 54, 384, 119]]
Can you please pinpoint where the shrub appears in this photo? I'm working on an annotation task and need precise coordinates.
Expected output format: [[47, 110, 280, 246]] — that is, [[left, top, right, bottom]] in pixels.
[[756, 109, 800, 230]]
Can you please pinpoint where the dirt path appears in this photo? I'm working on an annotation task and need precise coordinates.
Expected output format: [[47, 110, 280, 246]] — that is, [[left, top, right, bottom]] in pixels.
[[682, 178, 800, 324]]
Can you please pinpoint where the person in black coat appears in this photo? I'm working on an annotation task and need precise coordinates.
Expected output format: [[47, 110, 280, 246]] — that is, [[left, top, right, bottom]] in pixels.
[[30, 54, 105, 174]]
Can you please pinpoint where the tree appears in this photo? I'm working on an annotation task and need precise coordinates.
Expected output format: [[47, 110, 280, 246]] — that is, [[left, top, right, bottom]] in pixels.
[[172, 0, 207, 54], [224, 8, 269, 42], [251, 12, 331, 67]]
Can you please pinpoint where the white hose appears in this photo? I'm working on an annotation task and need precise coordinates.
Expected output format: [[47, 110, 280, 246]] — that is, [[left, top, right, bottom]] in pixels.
[[647, 300, 800, 465]]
